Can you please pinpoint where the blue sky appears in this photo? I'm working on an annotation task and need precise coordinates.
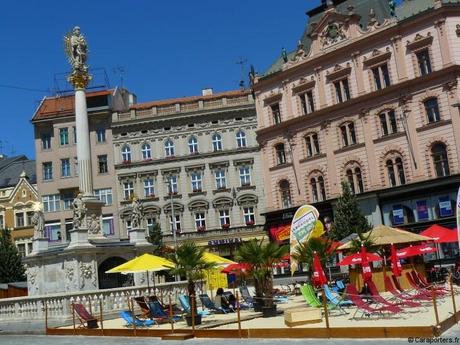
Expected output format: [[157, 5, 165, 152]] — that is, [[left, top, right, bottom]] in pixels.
[[1, 0, 400, 159]]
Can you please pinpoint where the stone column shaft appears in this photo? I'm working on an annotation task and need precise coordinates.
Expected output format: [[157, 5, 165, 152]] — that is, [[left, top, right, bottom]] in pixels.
[[75, 89, 93, 195]]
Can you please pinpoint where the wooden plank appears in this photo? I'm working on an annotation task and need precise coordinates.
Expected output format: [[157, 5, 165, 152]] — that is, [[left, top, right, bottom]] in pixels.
[[161, 333, 195, 340]]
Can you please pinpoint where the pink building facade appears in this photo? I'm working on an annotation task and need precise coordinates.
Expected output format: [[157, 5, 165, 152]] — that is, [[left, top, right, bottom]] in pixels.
[[254, 0, 460, 240]]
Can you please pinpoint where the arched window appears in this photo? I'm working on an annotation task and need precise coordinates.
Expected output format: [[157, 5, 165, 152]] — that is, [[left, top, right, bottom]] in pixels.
[[432, 143, 450, 177], [275, 143, 286, 165], [279, 180, 292, 208], [424, 98, 440, 123], [379, 110, 398, 136], [345, 164, 364, 194], [305, 133, 320, 157], [386, 160, 396, 187], [121, 145, 131, 163], [236, 131, 247, 148], [164, 139, 175, 157], [141, 143, 151, 160], [212, 133, 223, 152], [310, 175, 327, 202], [386, 156, 406, 187], [395, 157, 406, 185], [188, 136, 198, 154]]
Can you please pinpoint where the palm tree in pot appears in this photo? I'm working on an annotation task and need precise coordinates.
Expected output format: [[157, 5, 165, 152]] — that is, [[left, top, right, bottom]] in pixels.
[[168, 241, 216, 325], [236, 238, 289, 316], [291, 237, 337, 279]]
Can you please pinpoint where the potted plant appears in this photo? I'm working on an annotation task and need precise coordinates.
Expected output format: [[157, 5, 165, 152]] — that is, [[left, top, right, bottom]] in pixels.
[[221, 223, 230, 229], [197, 226, 206, 232], [168, 241, 216, 326], [236, 238, 289, 317], [246, 220, 255, 226]]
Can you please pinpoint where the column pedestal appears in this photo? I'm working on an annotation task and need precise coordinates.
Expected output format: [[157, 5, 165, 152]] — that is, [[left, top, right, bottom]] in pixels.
[[31, 238, 49, 255], [83, 195, 105, 241], [66, 228, 94, 249], [128, 228, 152, 247]]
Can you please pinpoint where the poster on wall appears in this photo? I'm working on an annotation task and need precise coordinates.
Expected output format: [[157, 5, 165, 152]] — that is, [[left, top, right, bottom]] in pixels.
[[416, 200, 429, 221], [392, 205, 404, 225], [439, 196, 453, 217], [456, 187, 460, 251]]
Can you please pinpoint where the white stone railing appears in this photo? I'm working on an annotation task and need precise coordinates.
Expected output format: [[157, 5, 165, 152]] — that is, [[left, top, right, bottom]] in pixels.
[[0, 280, 193, 322]]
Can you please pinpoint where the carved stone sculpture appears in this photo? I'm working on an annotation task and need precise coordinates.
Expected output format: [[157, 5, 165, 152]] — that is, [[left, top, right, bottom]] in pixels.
[[87, 213, 102, 235], [72, 193, 86, 229], [31, 202, 45, 239], [130, 197, 144, 229]]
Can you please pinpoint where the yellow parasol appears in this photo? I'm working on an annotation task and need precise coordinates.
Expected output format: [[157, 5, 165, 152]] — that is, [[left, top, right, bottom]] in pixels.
[[202, 252, 236, 266]]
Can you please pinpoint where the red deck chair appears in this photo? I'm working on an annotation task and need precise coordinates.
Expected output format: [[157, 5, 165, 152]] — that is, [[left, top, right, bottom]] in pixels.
[[405, 272, 443, 298], [367, 280, 416, 309], [346, 284, 401, 319], [73, 303, 99, 329], [412, 271, 447, 293], [384, 276, 424, 305]]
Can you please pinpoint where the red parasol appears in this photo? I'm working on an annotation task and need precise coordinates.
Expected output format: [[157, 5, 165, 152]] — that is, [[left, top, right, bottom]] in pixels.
[[360, 245, 373, 282], [390, 244, 402, 277], [338, 252, 382, 266], [396, 243, 437, 258], [420, 225, 457, 243], [312, 252, 328, 287], [221, 263, 251, 274]]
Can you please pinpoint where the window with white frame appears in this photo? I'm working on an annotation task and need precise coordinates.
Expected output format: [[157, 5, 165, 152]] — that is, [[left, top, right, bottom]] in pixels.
[[42, 194, 60, 212], [300, 90, 315, 115], [167, 175, 178, 194], [96, 128, 106, 143], [305, 133, 320, 157], [27, 211, 34, 226], [95, 188, 113, 205], [194, 212, 206, 229], [15, 212, 24, 228], [125, 220, 132, 231], [144, 178, 155, 197], [146, 217, 157, 233], [334, 78, 351, 103], [188, 136, 199, 154], [243, 207, 255, 224], [212, 133, 223, 152], [43, 162, 53, 181], [41, 133, 51, 150], [164, 139, 175, 157], [123, 181, 134, 200], [121, 145, 132, 162], [219, 210, 230, 226], [62, 193, 74, 210], [372, 63, 391, 90], [339, 122, 357, 147], [379, 110, 398, 136], [239, 166, 251, 186], [141, 143, 152, 160], [170, 214, 181, 232], [416, 49, 432, 76], [59, 127, 69, 146], [215, 169, 227, 189], [191, 172, 202, 192], [102, 216, 114, 236], [61, 158, 71, 177], [279, 179, 292, 208], [424, 98, 441, 123], [236, 131, 247, 148], [98, 155, 108, 174]]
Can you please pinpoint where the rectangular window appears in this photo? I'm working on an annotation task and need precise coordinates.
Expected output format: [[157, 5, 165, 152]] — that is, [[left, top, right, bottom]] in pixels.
[[239, 166, 251, 186], [194, 212, 206, 229], [219, 210, 230, 226], [191, 172, 202, 192], [102, 216, 114, 236], [243, 207, 255, 224], [26, 211, 34, 226], [41, 133, 51, 150], [62, 193, 74, 210], [300, 91, 315, 115], [123, 182, 134, 200], [43, 162, 53, 181], [305, 134, 320, 157], [146, 217, 157, 233], [168, 175, 178, 194], [170, 215, 181, 232], [42, 194, 61, 213], [340, 123, 356, 147], [44, 223, 62, 242], [425, 99, 441, 123], [334, 78, 350, 103], [15, 213, 24, 228], [215, 169, 227, 189], [417, 49, 432, 76], [98, 155, 108, 174], [271, 103, 282, 124], [17, 244, 26, 258], [97, 128, 106, 143], [372, 64, 391, 91], [59, 127, 69, 146], [61, 158, 71, 177], [95, 188, 113, 205], [144, 178, 155, 197]]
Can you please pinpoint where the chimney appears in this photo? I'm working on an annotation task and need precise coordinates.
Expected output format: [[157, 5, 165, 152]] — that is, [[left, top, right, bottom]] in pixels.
[[202, 88, 213, 96]]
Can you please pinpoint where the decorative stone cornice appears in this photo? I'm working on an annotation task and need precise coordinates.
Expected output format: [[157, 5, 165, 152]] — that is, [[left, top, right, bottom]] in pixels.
[[326, 64, 352, 81], [362, 48, 392, 67], [406, 32, 433, 51]]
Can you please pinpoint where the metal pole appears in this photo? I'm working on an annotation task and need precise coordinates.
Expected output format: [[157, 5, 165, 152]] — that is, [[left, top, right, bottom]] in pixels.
[[130, 297, 137, 336], [169, 294, 174, 333], [169, 178, 178, 282], [99, 299, 104, 336], [71, 302, 76, 335], [191, 294, 196, 333], [321, 287, 330, 330], [236, 291, 242, 338], [44, 300, 48, 332], [450, 274, 458, 323], [432, 287, 440, 326]]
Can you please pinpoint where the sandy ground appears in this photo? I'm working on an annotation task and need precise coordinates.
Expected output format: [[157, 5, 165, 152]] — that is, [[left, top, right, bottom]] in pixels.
[[60, 285, 460, 330]]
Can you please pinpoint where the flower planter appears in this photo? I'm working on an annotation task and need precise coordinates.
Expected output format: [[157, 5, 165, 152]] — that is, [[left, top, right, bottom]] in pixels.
[[185, 314, 202, 326], [262, 305, 278, 318], [221, 224, 230, 229]]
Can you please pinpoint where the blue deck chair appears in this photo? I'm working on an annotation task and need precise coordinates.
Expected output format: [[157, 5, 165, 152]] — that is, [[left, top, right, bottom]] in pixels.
[[323, 284, 352, 314], [239, 286, 254, 306], [198, 294, 229, 313], [179, 295, 211, 316], [336, 280, 345, 290], [148, 300, 182, 322], [119, 310, 154, 327]]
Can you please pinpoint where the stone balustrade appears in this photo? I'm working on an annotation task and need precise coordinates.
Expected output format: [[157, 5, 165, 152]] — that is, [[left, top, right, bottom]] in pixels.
[[0, 280, 193, 322]]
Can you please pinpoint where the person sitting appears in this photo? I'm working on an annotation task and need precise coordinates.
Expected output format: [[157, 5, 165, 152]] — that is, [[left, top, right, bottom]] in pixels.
[[214, 288, 230, 309]]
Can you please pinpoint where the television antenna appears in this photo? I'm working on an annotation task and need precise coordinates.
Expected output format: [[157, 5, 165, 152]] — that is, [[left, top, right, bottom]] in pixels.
[[236, 57, 247, 89], [113, 66, 125, 89]]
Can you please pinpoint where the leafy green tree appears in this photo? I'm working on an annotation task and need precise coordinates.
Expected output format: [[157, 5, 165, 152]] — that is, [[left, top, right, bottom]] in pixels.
[[0, 228, 26, 283], [236, 239, 289, 308], [146, 222, 163, 256], [330, 180, 372, 241], [168, 241, 216, 315]]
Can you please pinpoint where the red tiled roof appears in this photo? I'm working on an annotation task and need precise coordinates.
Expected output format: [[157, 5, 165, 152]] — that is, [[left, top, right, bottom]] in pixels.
[[131, 89, 250, 110], [32, 89, 113, 121]]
